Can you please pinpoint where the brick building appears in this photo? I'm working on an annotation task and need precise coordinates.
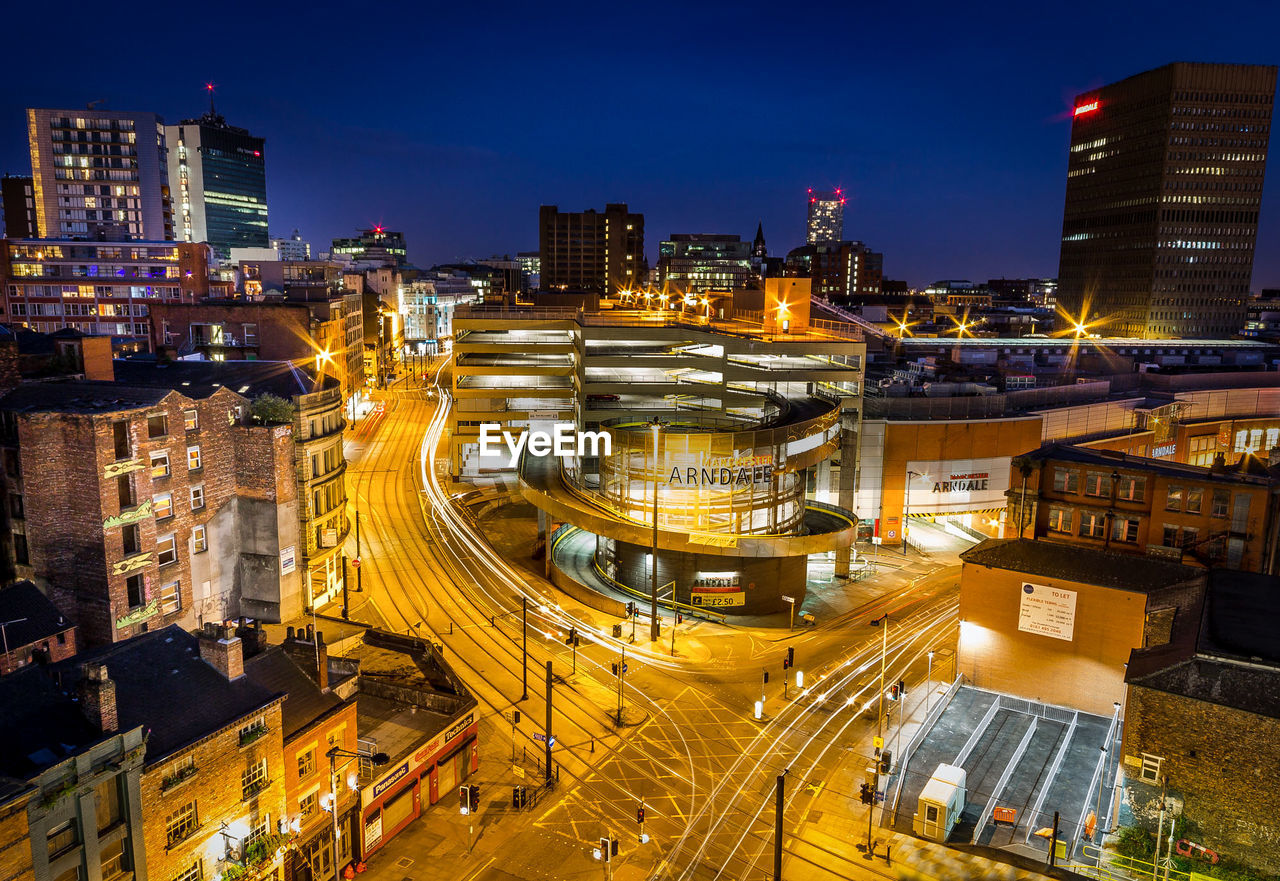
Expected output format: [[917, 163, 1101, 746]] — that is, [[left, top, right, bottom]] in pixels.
[[1122, 569, 1280, 875], [245, 626, 360, 881], [958, 538, 1203, 715], [0, 239, 231, 352], [55, 624, 287, 881], [0, 659, 148, 881], [1005, 443, 1280, 574], [148, 296, 365, 405], [0, 360, 349, 643], [0, 581, 77, 675], [0, 783, 34, 881]]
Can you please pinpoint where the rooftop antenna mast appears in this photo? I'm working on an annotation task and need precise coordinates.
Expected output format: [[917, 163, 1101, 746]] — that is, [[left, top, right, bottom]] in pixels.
[[205, 82, 217, 116]]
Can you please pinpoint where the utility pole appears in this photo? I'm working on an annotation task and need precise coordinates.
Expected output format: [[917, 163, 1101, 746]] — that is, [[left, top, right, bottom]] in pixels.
[[544, 660, 554, 786], [774, 770, 787, 880], [616, 645, 626, 725], [341, 555, 349, 620], [521, 596, 528, 701], [355, 510, 362, 593], [649, 418, 663, 642]]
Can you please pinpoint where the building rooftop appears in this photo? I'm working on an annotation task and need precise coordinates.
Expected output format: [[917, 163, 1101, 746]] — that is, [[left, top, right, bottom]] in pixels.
[[1023, 442, 1277, 486], [0, 666, 100, 778], [1126, 570, 1280, 719], [356, 693, 452, 768], [112, 358, 337, 399], [961, 538, 1203, 593], [244, 648, 347, 742], [53, 625, 283, 764], [0, 381, 173, 415], [0, 581, 73, 649]]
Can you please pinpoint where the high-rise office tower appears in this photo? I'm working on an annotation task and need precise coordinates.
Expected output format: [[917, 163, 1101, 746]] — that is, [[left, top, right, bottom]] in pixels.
[[806, 188, 845, 244], [539, 203, 643, 292], [1057, 62, 1275, 339], [657, 234, 756, 293], [26, 108, 173, 240], [166, 108, 268, 258]]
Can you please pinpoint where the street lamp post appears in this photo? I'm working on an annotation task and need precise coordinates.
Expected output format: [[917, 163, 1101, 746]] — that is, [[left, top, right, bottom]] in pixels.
[[926, 650, 934, 716], [903, 471, 920, 554], [327, 747, 388, 880], [649, 418, 665, 643]]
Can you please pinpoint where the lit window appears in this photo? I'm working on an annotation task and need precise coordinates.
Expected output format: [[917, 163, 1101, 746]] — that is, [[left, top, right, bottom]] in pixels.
[[187, 446, 202, 471], [190, 485, 205, 511], [172, 864, 201, 881], [192, 526, 207, 554], [160, 581, 180, 614], [1083, 472, 1112, 498], [1111, 517, 1140, 543], [1115, 476, 1145, 502], [1234, 429, 1249, 452], [1166, 486, 1184, 512], [153, 492, 173, 519], [1267, 428, 1279, 451], [157, 534, 177, 566], [299, 791, 317, 819], [1047, 506, 1073, 533], [241, 758, 268, 800], [298, 749, 315, 778], [150, 450, 170, 478], [183, 409, 198, 431], [1185, 487, 1203, 514], [165, 801, 198, 847]]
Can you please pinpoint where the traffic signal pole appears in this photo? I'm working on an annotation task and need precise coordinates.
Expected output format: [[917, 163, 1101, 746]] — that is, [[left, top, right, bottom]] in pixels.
[[521, 596, 528, 701], [545, 660, 554, 786], [774, 770, 787, 880]]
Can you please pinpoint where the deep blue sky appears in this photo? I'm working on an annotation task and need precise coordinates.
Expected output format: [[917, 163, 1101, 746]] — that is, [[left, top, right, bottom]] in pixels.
[[3, 0, 1279, 288]]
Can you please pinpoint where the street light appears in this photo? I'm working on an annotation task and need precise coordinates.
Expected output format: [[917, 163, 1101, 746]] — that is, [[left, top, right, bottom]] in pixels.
[[327, 747, 388, 879], [903, 471, 921, 554], [649, 417, 666, 643]]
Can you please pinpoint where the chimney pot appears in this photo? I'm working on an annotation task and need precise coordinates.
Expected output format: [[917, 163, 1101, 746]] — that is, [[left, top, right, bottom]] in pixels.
[[200, 634, 244, 680], [77, 664, 117, 733]]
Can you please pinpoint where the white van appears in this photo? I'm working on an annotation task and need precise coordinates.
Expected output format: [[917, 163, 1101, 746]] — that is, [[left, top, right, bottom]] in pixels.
[[913, 763, 967, 842]]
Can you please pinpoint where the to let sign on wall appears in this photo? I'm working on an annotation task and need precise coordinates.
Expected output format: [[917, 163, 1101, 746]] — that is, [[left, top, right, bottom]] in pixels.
[[1017, 582, 1077, 641]]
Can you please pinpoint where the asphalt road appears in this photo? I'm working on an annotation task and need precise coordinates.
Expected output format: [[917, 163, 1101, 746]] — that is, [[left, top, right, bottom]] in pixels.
[[341, 364, 960, 881]]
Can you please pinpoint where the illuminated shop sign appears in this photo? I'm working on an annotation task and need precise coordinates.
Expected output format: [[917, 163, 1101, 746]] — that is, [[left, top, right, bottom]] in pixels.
[[691, 592, 745, 608], [693, 571, 740, 589], [1073, 100, 1099, 116], [931, 472, 989, 493], [1150, 443, 1177, 458], [667, 454, 775, 487]]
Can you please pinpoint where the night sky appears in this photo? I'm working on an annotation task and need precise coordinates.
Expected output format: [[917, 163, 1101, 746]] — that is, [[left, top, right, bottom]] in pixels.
[[3, 0, 1279, 289]]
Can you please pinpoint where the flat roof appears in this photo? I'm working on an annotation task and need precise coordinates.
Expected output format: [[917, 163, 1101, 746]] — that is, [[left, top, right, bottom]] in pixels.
[[898, 337, 1273, 350], [961, 538, 1203, 593], [1026, 443, 1275, 485]]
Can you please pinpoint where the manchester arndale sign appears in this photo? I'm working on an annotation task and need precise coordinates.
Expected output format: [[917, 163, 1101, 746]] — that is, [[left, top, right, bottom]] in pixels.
[[906, 456, 1010, 514], [667, 453, 775, 488], [479, 423, 610, 462]]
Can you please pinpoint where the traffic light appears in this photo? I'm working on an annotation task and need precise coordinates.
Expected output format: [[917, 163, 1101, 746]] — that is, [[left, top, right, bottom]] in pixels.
[[898, 679, 907, 698], [763, 670, 770, 684], [458, 785, 470, 815], [879, 750, 892, 775], [637, 806, 645, 824], [786, 646, 795, 669], [611, 662, 619, 676], [860, 783, 874, 805], [626, 602, 635, 617], [513, 710, 521, 725], [611, 837, 619, 858], [512, 786, 521, 808], [565, 627, 577, 646], [889, 684, 900, 701], [600, 837, 612, 863], [467, 784, 480, 813]]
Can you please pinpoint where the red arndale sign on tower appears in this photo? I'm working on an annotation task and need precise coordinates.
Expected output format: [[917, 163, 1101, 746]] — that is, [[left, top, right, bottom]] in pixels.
[[1073, 100, 1100, 116]]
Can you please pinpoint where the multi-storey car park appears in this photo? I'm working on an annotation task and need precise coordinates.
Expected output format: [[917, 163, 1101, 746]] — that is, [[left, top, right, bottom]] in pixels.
[[450, 281, 867, 615]]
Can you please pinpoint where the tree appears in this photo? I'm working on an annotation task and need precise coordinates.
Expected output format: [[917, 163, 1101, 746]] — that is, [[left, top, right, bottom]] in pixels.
[[250, 394, 294, 425]]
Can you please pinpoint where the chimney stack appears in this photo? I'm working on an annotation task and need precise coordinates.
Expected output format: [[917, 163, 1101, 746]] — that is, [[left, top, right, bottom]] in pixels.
[[78, 663, 118, 733], [199, 626, 245, 680], [315, 630, 329, 691]]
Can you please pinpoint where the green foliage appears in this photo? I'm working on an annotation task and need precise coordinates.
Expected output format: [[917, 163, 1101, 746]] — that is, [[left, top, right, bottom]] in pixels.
[[1114, 825, 1155, 860], [250, 394, 294, 425], [243, 832, 289, 867]]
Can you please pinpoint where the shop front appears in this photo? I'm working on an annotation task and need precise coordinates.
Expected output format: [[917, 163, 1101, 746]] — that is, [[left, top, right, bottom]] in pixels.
[[359, 710, 479, 858]]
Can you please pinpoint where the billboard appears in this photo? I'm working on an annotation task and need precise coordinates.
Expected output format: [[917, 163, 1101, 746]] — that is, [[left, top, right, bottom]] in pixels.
[[905, 457, 1012, 514]]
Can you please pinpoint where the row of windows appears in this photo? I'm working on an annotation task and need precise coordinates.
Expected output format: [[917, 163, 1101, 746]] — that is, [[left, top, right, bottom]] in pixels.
[[1045, 505, 1229, 558]]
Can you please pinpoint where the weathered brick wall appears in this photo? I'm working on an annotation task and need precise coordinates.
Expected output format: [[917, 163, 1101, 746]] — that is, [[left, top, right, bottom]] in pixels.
[[0, 792, 33, 881], [283, 700, 358, 847], [1123, 685, 1280, 873], [140, 701, 285, 881]]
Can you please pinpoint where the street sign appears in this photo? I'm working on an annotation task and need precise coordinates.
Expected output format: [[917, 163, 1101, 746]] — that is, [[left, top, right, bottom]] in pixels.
[[873, 736, 884, 750], [532, 733, 556, 746], [352, 558, 361, 569], [871, 537, 882, 546], [781, 595, 796, 604], [513, 765, 525, 779]]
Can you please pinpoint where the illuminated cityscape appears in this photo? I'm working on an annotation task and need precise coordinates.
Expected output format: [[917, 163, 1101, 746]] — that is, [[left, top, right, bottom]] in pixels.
[[0, 8, 1278, 881]]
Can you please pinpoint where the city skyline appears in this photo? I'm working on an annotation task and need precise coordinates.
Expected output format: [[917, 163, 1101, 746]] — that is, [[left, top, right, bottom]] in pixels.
[[1, 1, 1278, 289]]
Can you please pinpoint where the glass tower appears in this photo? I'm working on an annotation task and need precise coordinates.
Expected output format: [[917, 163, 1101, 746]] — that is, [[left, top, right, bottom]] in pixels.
[[166, 112, 268, 259]]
